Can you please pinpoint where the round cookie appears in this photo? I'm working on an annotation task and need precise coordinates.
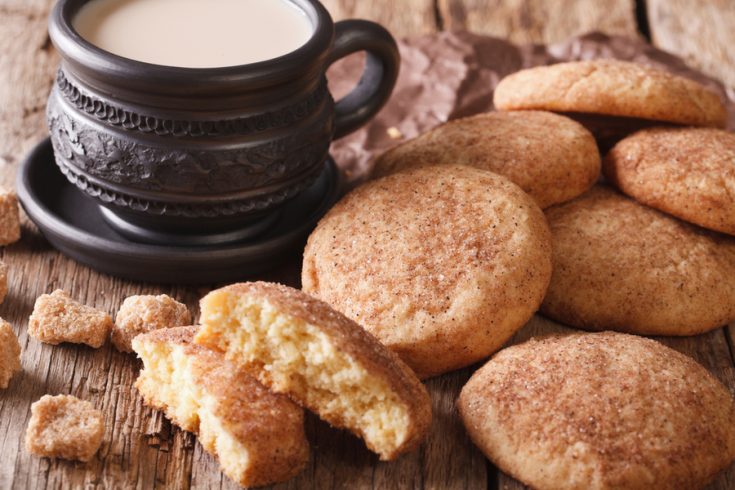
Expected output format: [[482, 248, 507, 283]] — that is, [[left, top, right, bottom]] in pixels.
[[458, 331, 735, 490], [604, 127, 735, 235], [541, 185, 735, 335], [302, 165, 553, 379], [494, 60, 727, 128], [372, 111, 601, 209]]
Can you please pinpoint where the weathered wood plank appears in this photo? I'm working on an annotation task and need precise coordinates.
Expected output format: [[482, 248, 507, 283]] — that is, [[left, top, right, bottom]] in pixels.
[[320, 0, 439, 37], [437, 0, 638, 44], [647, 0, 735, 90], [0, 2, 57, 188]]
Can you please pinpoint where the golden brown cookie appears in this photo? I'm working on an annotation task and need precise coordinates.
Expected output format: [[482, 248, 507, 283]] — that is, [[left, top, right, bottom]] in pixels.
[[195, 282, 431, 461], [372, 111, 600, 208], [604, 127, 735, 235], [541, 186, 735, 335], [302, 165, 553, 379], [133, 326, 309, 487], [494, 60, 726, 128], [458, 331, 735, 490]]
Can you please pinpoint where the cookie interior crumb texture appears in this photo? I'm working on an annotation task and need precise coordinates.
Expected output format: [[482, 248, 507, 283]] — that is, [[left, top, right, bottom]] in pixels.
[[28, 290, 112, 348], [133, 326, 309, 487], [25, 394, 104, 462], [112, 294, 191, 352], [0, 317, 21, 388], [195, 282, 432, 461], [458, 332, 735, 490], [0, 189, 21, 246]]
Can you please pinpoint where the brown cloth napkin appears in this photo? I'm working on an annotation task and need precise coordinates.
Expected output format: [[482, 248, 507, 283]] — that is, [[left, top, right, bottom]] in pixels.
[[328, 31, 735, 185]]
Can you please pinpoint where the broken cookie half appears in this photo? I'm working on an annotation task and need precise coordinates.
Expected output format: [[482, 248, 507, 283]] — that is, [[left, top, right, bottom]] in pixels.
[[195, 282, 432, 461], [132, 326, 309, 488]]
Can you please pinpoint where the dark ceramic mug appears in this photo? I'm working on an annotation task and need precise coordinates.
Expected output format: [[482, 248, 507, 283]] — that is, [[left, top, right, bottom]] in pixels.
[[47, 0, 399, 241]]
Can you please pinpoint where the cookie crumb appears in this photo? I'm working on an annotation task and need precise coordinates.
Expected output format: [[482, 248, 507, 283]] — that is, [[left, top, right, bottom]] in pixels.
[[28, 290, 112, 348], [387, 126, 403, 139], [25, 394, 104, 462]]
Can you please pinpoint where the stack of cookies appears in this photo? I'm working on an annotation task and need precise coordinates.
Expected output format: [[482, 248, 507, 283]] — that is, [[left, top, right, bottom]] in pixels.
[[301, 59, 735, 489]]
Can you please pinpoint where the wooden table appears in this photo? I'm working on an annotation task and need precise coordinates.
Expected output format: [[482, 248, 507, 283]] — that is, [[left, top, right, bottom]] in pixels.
[[1, 1, 734, 488]]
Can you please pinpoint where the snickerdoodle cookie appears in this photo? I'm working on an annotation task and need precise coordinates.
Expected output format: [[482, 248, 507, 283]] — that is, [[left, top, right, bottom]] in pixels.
[[541, 186, 735, 335], [494, 60, 726, 128], [372, 111, 600, 208], [133, 326, 309, 487], [604, 127, 735, 235], [195, 282, 431, 461], [458, 331, 735, 490], [302, 165, 553, 379]]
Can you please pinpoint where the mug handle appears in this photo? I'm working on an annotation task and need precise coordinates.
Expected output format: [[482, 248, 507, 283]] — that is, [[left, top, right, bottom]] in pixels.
[[327, 20, 400, 139]]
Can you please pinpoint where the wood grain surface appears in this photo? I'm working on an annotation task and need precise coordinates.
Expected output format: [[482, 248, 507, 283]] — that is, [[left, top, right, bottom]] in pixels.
[[1, 0, 734, 489], [437, 0, 638, 44], [647, 0, 735, 90]]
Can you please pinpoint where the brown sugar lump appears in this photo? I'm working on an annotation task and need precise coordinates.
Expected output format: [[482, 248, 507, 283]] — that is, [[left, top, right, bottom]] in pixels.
[[541, 186, 735, 335], [604, 127, 735, 235], [0, 189, 21, 246], [112, 294, 191, 352], [302, 165, 553, 379], [0, 318, 21, 388], [133, 326, 308, 487], [494, 60, 727, 128], [195, 282, 431, 461], [372, 111, 601, 208], [458, 332, 735, 490], [0, 261, 8, 304], [28, 290, 112, 348], [25, 394, 104, 462]]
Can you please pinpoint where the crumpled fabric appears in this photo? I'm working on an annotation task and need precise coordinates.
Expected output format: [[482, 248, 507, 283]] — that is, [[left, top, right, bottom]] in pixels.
[[328, 31, 734, 185]]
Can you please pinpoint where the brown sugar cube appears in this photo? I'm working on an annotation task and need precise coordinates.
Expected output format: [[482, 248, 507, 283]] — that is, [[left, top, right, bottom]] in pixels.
[[112, 294, 191, 352], [0, 190, 20, 246], [0, 261, 8, 304], [28, 290, 112, 348], [25, 394, 104, 462], [0, 318, 21, 388]]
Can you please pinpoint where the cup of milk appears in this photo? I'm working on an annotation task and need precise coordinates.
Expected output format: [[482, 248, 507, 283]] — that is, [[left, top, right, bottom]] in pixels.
[[46, 0, 399, 242]]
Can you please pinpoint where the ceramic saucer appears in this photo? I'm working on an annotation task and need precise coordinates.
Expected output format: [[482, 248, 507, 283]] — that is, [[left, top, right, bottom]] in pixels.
[[17, 138, 341, 284]]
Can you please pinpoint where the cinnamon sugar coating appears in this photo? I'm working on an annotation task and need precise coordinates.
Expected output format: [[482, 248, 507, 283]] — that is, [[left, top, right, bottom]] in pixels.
[[25, 394, 104, 462], [0, 318, 21, 388], [372, 110, 600, 208], [458, 332, 735, 490], [605, 127, 735, 235], [494, 60, 726, 128], [303, 165, 553, 378], [112, 294, 191, 352], [28, 290, 112, 348], [541, 186, 735, 335], [133, 326, 309, 487]]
